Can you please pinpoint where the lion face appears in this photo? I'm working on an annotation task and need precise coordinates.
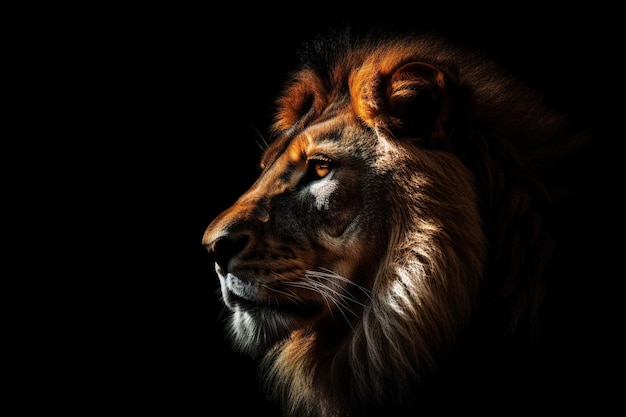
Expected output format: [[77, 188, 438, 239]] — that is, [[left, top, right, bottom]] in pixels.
[[200, 28, 575, 417], [202, 111, 394, 355], [203, 52, 487, 361]]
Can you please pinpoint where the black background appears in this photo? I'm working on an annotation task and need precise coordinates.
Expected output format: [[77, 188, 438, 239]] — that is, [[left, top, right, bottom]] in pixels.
[[28, 4, 621, 416]]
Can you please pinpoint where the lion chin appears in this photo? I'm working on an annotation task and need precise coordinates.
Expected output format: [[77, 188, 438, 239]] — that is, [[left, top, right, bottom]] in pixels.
[[203, 25, 598, 417], [216, 263, 327, 355]]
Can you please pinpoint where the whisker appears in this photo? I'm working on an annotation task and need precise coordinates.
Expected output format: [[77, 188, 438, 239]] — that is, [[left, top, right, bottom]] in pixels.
[[287, 280, 357, 331], [216, 289, 229, 323], [288, 279, 352, 308], [289, 259, 372, 298], [262, 282, 309, 309], [306, 269, 372, 303], [300, 278, 365, 312], [241, 262, 371, 332], [284, 280, 337, 319], [248, 122, 270, 151]]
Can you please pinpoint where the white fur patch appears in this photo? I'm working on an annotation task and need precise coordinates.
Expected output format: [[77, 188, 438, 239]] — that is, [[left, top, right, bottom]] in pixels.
[[310, 176, 338, 211], [226, 272, 256, 300]]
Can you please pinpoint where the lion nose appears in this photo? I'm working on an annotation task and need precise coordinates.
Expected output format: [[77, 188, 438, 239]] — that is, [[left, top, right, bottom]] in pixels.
[[205, 234, 249, 270]]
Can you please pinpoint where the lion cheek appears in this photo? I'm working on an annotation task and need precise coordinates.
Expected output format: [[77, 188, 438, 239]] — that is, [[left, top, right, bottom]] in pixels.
[[309, 178, 357, 238]]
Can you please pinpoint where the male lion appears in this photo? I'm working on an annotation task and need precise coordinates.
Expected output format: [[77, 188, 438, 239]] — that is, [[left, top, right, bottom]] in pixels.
[[202, 26, 598, 416]]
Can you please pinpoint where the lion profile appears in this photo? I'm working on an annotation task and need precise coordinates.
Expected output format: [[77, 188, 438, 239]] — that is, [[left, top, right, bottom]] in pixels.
[[202, 26, 596, 416]]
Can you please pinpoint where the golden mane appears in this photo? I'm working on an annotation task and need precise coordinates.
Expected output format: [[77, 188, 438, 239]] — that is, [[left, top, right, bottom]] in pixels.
[[203, 27, 597, 417]]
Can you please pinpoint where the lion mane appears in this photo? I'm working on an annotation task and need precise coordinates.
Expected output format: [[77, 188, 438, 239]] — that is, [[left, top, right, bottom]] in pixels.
[[203, 26, 596, 417]]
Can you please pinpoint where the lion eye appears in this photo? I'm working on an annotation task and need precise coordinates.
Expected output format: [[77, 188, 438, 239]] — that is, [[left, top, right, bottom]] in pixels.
[[306, 157, 333, 180], [314, 162, 331, 178]]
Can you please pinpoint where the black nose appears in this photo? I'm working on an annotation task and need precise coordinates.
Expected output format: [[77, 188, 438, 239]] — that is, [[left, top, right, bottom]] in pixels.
[[206, 234, 249, 270]]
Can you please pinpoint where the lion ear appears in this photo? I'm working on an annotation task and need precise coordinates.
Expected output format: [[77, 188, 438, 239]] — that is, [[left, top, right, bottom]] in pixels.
[[273, 69, 328, 134], [351, 62, 453, 148]]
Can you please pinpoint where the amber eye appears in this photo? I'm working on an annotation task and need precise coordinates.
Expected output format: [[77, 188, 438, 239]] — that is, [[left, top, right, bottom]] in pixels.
[[306, 156, 333, 180]]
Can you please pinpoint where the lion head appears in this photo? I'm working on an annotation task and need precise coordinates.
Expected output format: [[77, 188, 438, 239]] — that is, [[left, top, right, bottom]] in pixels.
[[202, 27, 593, 417]]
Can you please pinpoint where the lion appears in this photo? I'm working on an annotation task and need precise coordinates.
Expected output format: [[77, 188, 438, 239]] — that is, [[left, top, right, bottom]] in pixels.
[[202, 26, 597, 416]]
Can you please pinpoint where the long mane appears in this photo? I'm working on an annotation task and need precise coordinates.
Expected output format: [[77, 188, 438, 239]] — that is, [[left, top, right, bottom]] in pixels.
[[250, 26, 595, 417]]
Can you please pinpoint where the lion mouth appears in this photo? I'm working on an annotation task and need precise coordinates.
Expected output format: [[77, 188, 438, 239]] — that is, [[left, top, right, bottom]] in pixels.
[[216, 264, 323, 317], [227, 291, 323, 316]]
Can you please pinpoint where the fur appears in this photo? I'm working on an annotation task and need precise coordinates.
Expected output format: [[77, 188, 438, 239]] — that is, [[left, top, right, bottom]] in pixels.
[[203, 26, 595, 416]]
